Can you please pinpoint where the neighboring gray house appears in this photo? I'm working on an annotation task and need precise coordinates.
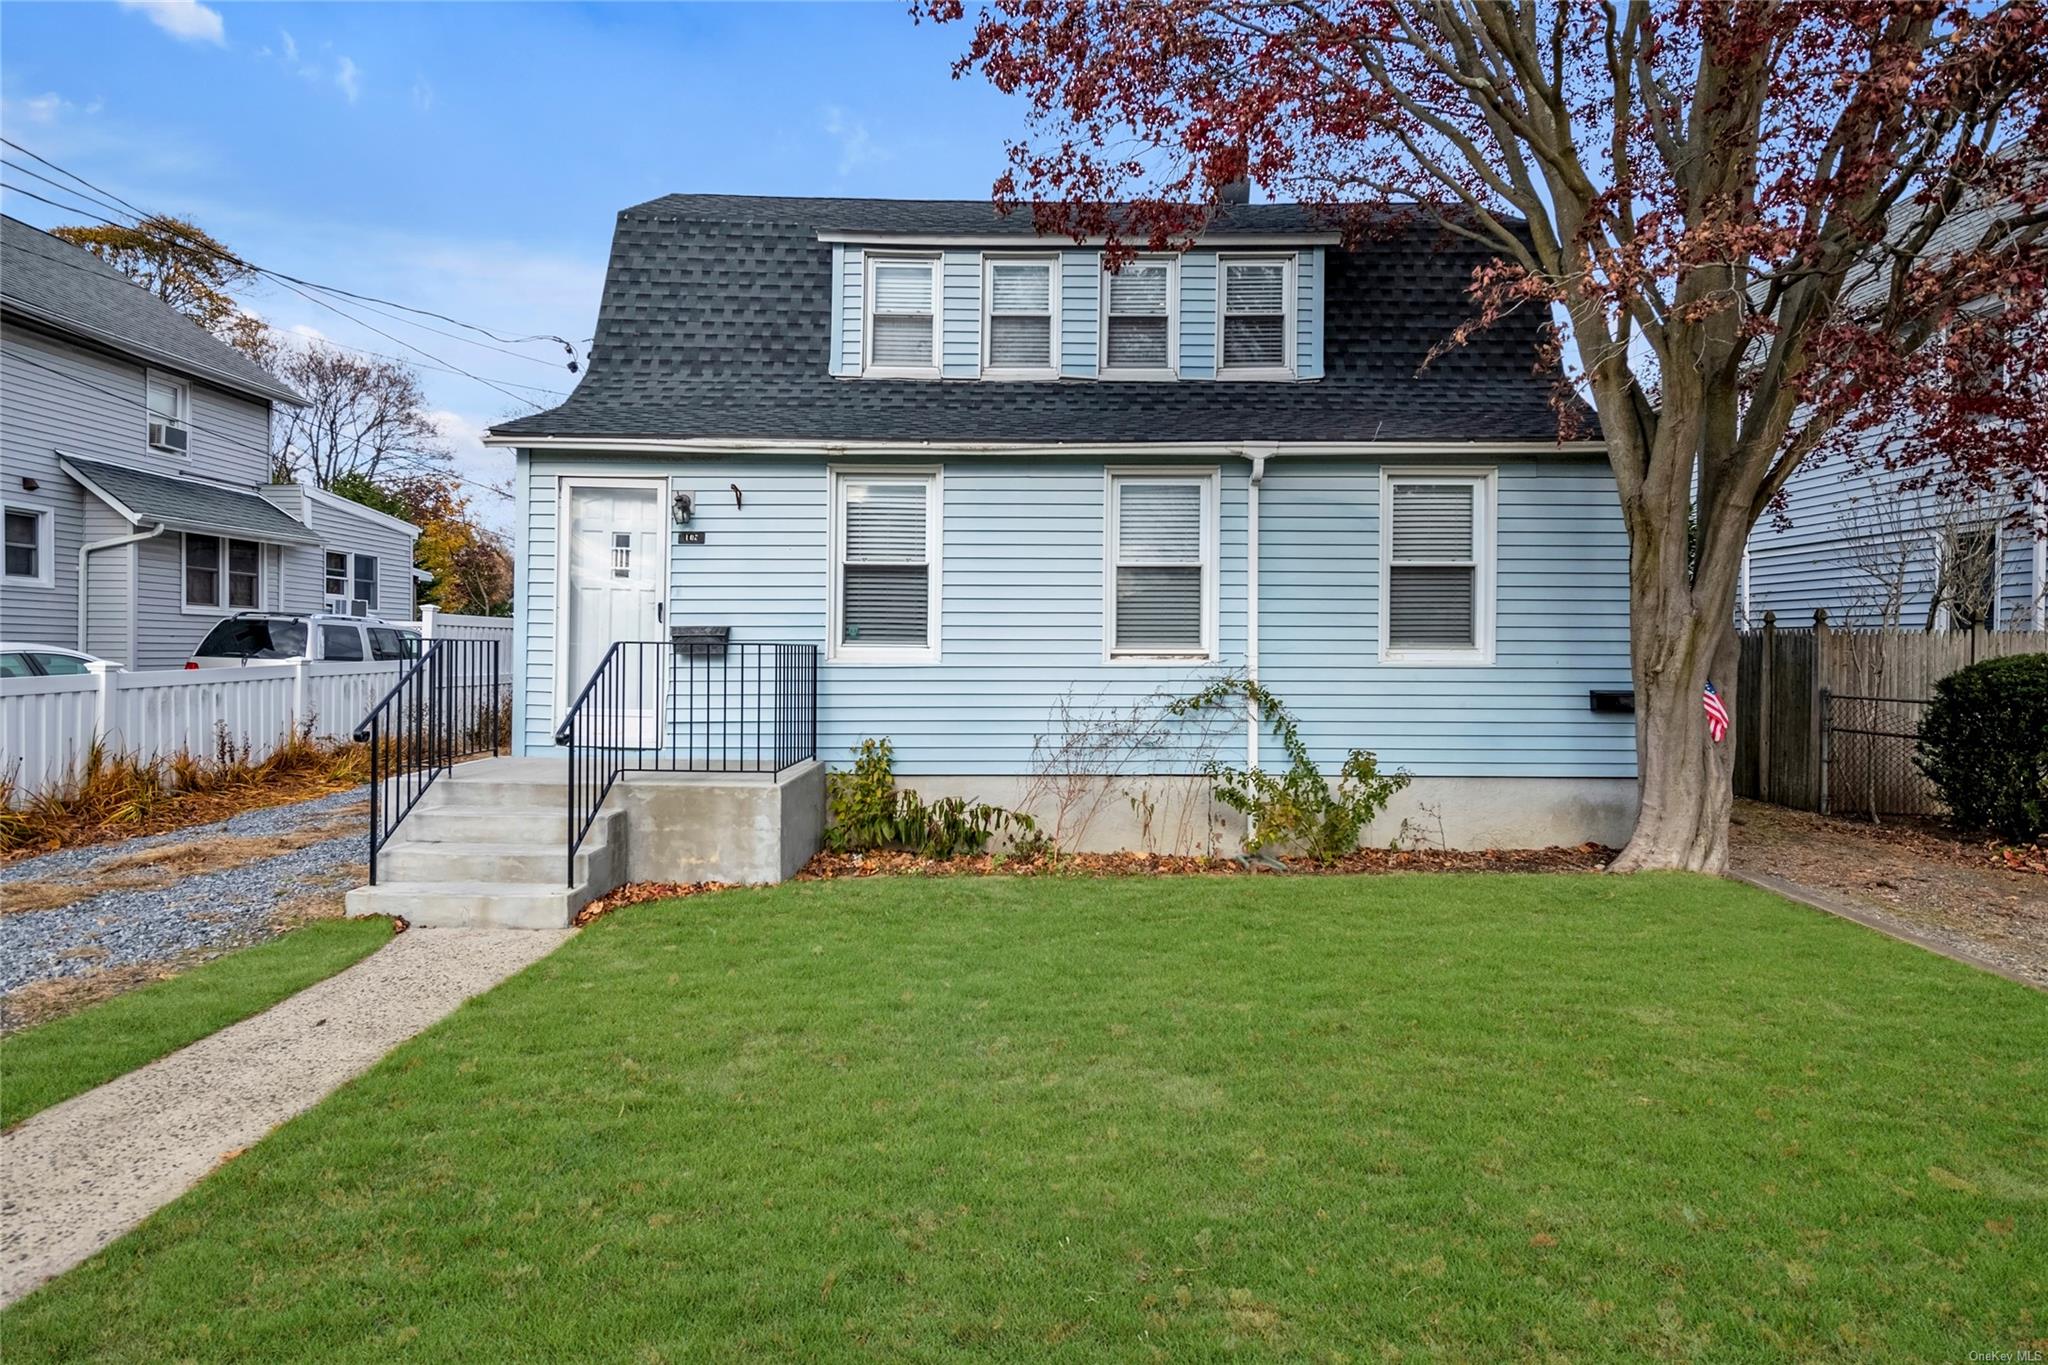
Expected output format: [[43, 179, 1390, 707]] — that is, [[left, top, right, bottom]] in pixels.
[[1741, 453, 2046, 632], [0, 215, 420, 668]]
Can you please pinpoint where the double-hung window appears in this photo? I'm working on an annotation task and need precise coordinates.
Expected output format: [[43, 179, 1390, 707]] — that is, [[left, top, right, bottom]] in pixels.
[[325, 551, 349, 599], [1101, 258, 1175, 376], [146, 372, 191, 453], [353, 554, 379, 609], [831, 469, 939, 660], [184, 533, 261, 611], [866, 256, 939, 375], [1107, 471, 1215, 659], [1219, 256, 1293, 376], [1380, 471, 1495, 663], [4, 507, 49, 584], [983, 256, 1056, 377]]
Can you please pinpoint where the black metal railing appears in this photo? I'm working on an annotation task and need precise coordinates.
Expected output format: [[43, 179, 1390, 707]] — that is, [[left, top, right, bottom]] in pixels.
[[553, 640, 818, 886], [353, 636, 504, 884]]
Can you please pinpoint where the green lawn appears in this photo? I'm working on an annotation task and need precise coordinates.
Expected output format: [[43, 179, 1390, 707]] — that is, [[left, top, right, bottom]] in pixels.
[[1, 917, 393, 1129], [6, 874, 2042, 1361]]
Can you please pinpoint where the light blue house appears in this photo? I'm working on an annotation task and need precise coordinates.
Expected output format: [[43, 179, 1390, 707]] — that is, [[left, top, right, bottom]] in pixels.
[[473, 193, 1637, 862]]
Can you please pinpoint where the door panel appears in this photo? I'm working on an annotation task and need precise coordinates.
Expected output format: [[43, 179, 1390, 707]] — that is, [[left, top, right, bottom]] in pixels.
[[566, 483, 664, 742]]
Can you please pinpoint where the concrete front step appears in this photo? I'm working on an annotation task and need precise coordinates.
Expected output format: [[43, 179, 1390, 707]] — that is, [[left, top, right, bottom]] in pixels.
[[393, 807, 578, 845], [376, 837, 606, 887], [344, 880, 595, 930]]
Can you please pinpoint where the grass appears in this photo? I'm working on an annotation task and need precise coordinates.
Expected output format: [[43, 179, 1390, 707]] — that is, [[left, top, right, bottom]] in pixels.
[[5, 873, 2043, 1361], [0, 917, 393, 1129]]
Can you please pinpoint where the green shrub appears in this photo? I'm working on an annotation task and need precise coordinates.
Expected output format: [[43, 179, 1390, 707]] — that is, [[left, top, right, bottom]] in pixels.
[[1915, 653, 2048, 842], [825, 738, 1035, 858], [1170, 678, 1410, 864]]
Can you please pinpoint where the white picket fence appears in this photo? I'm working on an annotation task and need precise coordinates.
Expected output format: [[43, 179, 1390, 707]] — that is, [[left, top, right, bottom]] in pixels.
[[1, 611, 513, 801]]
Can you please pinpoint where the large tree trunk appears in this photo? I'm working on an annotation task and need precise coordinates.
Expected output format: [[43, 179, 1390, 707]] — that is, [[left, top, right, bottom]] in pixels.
[[1607, 502, 1744, 875]]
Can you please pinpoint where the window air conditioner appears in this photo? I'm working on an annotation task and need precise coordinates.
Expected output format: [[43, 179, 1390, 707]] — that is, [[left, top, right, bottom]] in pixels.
[[148, 422, 190, 453]]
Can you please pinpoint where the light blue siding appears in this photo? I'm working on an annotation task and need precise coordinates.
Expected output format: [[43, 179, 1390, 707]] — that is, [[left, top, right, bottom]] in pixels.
[[1060, 251, 1099, 377], [1261, 460, 1633, 777], [1296, 249, 1324, 379], [515, 452, 1635, 779], [827, 245, 846, 376], [1178, 254, 1217, 378], [837, 249, 863, 373], [941, 251, 981, 378]]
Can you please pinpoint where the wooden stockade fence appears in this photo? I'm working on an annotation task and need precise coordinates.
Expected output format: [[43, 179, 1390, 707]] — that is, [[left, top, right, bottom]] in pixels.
[[1733, 611, 2045, 818]]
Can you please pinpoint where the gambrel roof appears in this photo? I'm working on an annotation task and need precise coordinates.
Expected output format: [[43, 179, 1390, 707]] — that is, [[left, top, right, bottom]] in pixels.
[[492, 194, 1575, 446]]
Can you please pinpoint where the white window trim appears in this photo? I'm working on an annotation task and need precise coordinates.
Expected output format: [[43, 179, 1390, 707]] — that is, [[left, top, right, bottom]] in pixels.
[[324, 550, 349, 599], [145, 369, 192, 454], [2, 503, 55, 588], [826, 465, 943, 664], [550, 475, 671, 726], [1097, 253, 1180, 380], [1377, 467, 1497, 666], [1103, 466, 1220, 664], [352, 552, 381, 611], [862, 253, 942, 379], [180, 532, 266, 616], [979, 253, 1061, 380], [1215, 252, 1298, 380]]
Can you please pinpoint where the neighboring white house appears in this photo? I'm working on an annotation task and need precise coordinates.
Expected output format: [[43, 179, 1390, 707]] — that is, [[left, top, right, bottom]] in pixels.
[[0, 215, 420, 667]]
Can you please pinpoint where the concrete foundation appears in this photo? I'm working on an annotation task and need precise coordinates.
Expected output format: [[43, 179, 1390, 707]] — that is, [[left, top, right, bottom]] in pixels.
[[615, 760, 826, 885], [896, 773, 1638, 853]]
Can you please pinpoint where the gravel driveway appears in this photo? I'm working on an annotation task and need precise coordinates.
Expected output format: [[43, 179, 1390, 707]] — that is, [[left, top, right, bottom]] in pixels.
[[0, 790, 370, 1000]]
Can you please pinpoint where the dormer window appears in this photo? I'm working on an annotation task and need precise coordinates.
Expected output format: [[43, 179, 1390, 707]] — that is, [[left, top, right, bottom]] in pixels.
[[983, 257, 1057, 378], [1101, 258, 1175, 377], [1219, 256, 1294, 377], [865, 255, 939, 376]]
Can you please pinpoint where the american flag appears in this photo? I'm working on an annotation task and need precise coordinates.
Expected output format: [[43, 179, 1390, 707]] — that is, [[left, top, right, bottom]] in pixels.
[[1702, 680, 1729, 744]]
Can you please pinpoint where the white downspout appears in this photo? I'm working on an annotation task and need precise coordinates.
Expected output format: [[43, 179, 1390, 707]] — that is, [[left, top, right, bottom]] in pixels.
[[77, 522, 166, 663], [1245, 445, 1274, 773]]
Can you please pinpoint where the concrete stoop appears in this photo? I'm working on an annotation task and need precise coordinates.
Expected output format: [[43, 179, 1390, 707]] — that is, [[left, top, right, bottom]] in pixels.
[[344, 764, 628, 930], [344, 757, 827, 929]]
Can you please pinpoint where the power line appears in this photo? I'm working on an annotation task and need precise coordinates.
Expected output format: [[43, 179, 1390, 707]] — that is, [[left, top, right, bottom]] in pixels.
[[2, 137, 586, 362], [0, 182, 549, 411], [2, 219, 569, 400], [1, 342, 514, 502]]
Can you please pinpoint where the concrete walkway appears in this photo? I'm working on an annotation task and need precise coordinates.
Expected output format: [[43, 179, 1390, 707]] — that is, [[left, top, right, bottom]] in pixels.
[[0, 926, 572, 1307]]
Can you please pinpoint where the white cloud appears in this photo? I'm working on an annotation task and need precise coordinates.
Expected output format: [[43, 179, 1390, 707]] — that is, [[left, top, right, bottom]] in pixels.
[[411, 77, 435, 113], [17, 93, 69, 124], [280, 29, 298, 62], [335, 56, 361, 104], [116, 0, 225, 46], [821, 105, 890, 177]]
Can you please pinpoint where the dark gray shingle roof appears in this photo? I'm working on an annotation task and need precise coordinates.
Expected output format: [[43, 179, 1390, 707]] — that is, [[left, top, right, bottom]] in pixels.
[[492, 194, 1578, 446], [1, 215, 302, 407], [61, 456, 320, 545]]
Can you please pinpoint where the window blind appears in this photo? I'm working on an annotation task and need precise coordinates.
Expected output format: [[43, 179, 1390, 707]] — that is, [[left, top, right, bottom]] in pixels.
[[987, 261, 1053, 369], [1222, 260, 1287, 370], [1113, 478, 1204, 651], [870, 261, 935, 368], [842, 479, 931, 646], [1387, 480, 1479, 650], [1105, 262, 1170, 370]]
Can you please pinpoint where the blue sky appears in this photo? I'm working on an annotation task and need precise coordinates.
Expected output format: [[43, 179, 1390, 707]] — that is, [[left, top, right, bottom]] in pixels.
[[0, 0, 1032, 526]]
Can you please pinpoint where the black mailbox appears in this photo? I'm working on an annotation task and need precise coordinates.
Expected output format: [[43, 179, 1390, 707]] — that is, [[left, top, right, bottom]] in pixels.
[[671, 625, 730, 655], [1588, 689, 1635, 714]]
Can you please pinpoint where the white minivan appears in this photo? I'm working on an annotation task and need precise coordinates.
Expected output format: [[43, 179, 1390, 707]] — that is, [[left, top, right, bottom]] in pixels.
[[187, 612, 422, 669]]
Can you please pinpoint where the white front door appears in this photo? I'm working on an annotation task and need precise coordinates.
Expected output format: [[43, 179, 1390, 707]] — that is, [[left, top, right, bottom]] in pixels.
[[564, 481, 664, 741]]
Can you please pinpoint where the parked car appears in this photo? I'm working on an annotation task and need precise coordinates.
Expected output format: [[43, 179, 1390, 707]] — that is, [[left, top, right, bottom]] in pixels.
[[186, 613, 421, 669], [0, 643, 119, 678]]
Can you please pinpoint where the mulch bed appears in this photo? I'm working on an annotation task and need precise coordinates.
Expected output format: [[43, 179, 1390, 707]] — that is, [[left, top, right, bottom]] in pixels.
[[796, 844, 1615, 879], [571, 843, 1615, 926]]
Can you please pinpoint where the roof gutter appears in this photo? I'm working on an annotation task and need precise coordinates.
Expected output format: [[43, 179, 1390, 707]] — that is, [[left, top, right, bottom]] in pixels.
[[813, 231, 1343, 248], [482, 434, 1607, 458]]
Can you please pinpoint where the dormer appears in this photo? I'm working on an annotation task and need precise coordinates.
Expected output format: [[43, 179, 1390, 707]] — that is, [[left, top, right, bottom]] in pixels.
[[821, 218, 1332, 383]]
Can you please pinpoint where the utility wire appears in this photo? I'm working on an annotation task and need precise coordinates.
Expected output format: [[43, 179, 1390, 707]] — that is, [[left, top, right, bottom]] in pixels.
[[0, 182, 549, 411], [2, 137, 585, 362], [1, 342, 514, 502], [1, 222, 570, 400]]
